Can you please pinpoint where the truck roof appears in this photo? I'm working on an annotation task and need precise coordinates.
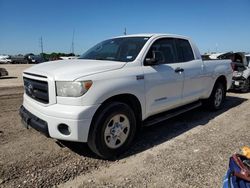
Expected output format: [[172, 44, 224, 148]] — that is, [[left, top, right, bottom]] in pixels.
[[113, 33, 190, 40]]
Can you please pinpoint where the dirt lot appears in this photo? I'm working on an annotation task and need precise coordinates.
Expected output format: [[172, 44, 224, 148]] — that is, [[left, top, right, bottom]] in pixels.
[[0, 64, 32, 88], [0, 82, 250, 187], [0, 88, 250, 187]]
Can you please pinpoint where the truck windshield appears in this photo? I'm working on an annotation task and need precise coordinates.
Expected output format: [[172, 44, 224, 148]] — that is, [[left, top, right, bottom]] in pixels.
[[79, 37, 149, 62]]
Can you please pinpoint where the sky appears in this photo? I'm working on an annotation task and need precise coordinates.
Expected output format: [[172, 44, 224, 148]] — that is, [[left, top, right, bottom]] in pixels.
[[0, 0, 249, 55]]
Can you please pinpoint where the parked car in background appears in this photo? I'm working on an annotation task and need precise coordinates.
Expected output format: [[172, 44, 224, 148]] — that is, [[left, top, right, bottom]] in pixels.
[[10, 54, 45, 64], [59, 56, 78, 60], [0, 67, 8, 77], [28, 55, 46, 64], [0, 55, 12, 64], [20, 34, 233, 159], [231, 52, 250, 92], [10, 55, 29, 64]]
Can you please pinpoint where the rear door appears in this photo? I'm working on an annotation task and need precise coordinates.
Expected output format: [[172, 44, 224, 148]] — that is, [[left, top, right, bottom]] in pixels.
[[143, 38, 184, 117], [175, 39, 205, 104]]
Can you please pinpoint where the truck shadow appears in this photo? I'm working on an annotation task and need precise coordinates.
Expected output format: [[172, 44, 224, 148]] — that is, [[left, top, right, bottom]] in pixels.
[[59, 95, 248, 160], [0, 76, 18, 80], [227, 89, 250, 94]]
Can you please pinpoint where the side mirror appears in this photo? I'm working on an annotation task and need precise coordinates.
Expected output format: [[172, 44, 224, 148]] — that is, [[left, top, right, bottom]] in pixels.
[[145, 51, 164, 65]]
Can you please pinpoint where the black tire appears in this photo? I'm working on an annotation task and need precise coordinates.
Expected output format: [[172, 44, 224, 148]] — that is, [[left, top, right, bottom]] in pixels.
[[204, 81, 226, 110], [241, 78, 250, 93], [88, 102, 137, 159]]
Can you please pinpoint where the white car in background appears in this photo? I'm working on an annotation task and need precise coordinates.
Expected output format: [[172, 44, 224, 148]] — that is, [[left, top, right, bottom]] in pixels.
[[20, 34, 233, 159], [0, 55, 12, 64]]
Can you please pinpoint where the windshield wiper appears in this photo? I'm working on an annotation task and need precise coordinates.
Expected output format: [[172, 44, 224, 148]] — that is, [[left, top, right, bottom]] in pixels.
[[95, 58, 107, 60]]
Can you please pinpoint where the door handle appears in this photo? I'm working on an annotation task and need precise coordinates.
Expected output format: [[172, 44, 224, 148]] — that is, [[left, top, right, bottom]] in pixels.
[[175, 67, 184, 73]]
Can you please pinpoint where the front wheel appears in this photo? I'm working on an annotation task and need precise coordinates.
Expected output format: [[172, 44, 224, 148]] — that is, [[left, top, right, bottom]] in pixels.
[[204, 82, 226, 110], [88, 102, 137, 159]]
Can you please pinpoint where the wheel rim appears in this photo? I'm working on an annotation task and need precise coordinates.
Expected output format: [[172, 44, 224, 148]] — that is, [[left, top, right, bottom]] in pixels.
[[104, 114, 130, 149], [214, 87, 223, 107]]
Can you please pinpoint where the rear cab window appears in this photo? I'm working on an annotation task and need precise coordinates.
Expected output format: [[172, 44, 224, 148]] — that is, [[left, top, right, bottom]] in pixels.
[[175, 39, 195, 62]]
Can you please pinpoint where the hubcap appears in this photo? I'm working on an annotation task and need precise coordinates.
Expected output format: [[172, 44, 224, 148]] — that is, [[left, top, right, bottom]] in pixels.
[[214, 87, 223, 107], [104, 114, 130, 149]]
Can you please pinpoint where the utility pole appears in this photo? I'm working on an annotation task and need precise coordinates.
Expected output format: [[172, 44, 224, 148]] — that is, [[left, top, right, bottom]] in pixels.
[[71, 29, 75, 54], [39, 36, 44, 54], [124, 27, 127, 35]]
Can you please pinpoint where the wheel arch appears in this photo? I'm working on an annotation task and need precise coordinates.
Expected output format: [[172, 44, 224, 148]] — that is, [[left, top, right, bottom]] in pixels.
[[216, 75, 227, 89], [206, 75, 227, 99], [214, 75, 227, 97], [88, 93, 143, 139]]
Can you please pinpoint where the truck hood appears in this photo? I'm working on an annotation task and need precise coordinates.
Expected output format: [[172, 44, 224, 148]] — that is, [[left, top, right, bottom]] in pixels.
[[24, 59, 126, 81]]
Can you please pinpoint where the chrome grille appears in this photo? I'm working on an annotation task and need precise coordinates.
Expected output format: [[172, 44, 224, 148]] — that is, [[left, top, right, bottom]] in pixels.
[[23, 77, 49, 104]]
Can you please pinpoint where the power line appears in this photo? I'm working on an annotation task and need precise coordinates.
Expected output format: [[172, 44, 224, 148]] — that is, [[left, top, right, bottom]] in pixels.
[[71, 30, 75, 54], [39, 36, 44, 54], [124, 27, 127, 35]]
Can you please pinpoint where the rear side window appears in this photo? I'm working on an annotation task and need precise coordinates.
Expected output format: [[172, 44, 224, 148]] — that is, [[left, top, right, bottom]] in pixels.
[[145, 38, 177, 64], [175, 39, 194, 62]]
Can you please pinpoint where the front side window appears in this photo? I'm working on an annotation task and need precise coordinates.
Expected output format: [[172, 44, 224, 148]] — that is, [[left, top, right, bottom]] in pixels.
[[145, 38, 177, 64], [175, 39, 194, 62], [79, 37, 149, 62]]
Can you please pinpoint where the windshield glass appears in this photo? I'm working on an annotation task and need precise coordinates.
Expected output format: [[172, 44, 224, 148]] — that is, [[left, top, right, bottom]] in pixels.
[[79, 37, 149, 62]]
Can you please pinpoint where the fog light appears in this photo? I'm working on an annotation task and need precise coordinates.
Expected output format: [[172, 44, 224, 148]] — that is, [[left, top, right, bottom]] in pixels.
[[58, 124, 71, 135]]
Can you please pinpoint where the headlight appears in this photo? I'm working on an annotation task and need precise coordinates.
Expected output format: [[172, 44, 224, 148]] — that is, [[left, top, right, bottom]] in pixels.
[[56, 81, 92, 97]]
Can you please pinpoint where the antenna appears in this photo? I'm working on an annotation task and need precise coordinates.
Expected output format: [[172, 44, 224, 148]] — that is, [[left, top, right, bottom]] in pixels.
[[124, 27, 127, 35], [71, 29, 75, 54], [40, 36, 44, 54]]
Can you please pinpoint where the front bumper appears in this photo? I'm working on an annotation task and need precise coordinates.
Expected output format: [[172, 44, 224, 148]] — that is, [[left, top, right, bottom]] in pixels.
[[231, 78, 246, 90], [20, 94, 100, 142], [20, 105, 50, 137]]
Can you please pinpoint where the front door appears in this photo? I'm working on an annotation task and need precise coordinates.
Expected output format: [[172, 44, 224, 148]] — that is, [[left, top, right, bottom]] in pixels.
[[143, 38, 184, 118]]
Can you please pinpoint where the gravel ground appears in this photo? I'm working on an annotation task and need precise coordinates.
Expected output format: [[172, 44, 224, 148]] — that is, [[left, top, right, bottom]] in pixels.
[[61, 91, 250, 188], [0, 64, 32, 88], [0, 87, 109, 188], [0, 86, 250, 188]]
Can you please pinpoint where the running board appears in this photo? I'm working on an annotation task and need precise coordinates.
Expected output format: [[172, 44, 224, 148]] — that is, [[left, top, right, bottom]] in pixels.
[[143, 101, 202, 127]]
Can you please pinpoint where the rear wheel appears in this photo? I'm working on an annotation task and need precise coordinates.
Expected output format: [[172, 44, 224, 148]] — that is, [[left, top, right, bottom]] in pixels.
[[88, 102, 136, 159], [204, 82, 226, 110]]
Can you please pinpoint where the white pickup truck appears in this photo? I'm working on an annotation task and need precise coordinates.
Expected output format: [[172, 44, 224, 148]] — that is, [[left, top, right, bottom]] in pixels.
[[20, 34, 233, 159]]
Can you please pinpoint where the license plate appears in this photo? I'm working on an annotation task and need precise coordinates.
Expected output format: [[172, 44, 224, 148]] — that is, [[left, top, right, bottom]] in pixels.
[[234, 81, 240, 86]]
